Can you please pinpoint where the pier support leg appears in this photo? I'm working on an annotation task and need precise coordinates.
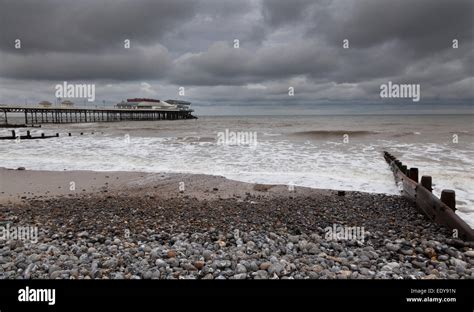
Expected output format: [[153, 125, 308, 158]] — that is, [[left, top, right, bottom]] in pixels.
[[0, 110, 7, 125]]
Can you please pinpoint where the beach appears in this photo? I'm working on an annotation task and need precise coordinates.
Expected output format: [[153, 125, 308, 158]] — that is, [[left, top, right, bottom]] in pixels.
[[1, 168, 473, 279], [1, 114, 473, 227]]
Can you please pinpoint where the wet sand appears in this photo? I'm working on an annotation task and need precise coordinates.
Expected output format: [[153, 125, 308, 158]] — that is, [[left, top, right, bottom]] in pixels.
[[0, 167, 333, 204]]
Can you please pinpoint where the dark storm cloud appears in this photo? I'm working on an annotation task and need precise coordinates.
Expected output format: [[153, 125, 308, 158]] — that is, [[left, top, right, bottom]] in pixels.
[[169, 40, 339, 86], [261, 0, 315, 27], [262, 0, 473, 52], [0, 0, 197, 52], [309, 0, 474, 65], [160, 0, 265, 55], [0, 0, 472, 103], [0, 44, 172, 80], [169, 0, 473, 99]]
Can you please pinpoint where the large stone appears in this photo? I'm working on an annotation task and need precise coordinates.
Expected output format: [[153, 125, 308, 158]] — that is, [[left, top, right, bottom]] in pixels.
[[464, 250, 474, 258], [386, 243, 401, 252], [193, 261, 205, 270], [259, 262, 272, 270]]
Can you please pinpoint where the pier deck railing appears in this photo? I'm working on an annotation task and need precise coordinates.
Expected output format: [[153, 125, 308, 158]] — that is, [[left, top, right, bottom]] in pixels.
[[0, 105, 196, 126], [383, 151, 474, 241]]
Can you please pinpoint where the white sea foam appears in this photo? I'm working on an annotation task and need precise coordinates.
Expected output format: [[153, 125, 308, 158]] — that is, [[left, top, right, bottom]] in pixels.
[[0, 135, 397, 193]]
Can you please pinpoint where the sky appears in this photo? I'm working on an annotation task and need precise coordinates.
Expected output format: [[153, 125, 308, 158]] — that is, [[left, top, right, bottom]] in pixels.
[[0, 0, 472, 113]]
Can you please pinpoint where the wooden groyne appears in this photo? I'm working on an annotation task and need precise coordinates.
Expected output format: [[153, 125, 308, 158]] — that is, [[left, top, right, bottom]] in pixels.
[[0, 105, 196, 126], [0, 130, 98, 140], [383, 151, 474, 241]]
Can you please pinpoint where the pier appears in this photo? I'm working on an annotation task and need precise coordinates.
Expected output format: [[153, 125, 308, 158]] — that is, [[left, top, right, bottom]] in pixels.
[[0, 105, 196, 127], [384, 151, 474, 241]]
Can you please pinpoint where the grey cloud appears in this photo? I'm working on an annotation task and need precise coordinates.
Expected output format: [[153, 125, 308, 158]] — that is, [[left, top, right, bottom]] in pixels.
[[0, 0, 197, 53], [0, 44, 172, 80], [170, 40, 340, 86], [0, 0, 472, 104], [261, 0, 316, 27], [305, 0, 474, 56]]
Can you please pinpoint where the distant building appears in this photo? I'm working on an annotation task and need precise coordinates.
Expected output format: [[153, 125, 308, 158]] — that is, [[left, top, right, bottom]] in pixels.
[[116, 98, 180, 110], [38, 101, 53, 108], [166, 99, 191, 110], [61, 100, 74, 107], [117, 100, 138, 109]]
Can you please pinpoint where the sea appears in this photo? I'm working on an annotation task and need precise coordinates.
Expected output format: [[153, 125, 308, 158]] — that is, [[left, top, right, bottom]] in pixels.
[[1, 113, 473, 227]]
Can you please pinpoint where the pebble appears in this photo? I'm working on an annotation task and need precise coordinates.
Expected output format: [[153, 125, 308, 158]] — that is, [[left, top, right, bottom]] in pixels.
[[202, 250, 213, 261], [464, 250, 474, 258], [381, 262, 400, 271], [268, 263, 284, 276], [438, 255, 449, 261], [232, 273, 247, 280], [77, 231, 89, 238], [254, 270, 269, 279], [194, 261, 205, 270], [103, 257, 118, 269], [386, 243, 400, 252], [167, 250, 177, 258], [400, 248, 414, 256], [1, 190, 472, 280]]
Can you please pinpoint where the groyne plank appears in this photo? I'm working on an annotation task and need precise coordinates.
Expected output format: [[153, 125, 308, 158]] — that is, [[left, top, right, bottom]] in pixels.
[[384, 151, 474, 241]]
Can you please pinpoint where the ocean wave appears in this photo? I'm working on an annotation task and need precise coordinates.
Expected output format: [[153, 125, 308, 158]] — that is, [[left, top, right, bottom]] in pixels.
[[175, 136, 215, 143], [290, 130, 377, 138], [392, 132, 422, 138]]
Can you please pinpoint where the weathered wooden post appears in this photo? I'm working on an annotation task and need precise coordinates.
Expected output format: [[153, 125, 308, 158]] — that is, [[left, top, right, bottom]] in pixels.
[[401, 165, 408, 175], [11, 130, 15, 138], [68, 133, 72, 136], [420, 176, 432, 192], [382, 150, 474, 241], [408, 168, 419, 183], [441, 190, 456, 212], [41, 133, 45, 138], [26, 130, 31, 139], [56, 133, 59, 137]]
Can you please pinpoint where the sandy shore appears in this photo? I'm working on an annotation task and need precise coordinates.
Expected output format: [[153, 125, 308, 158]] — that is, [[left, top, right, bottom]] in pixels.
[[0, 167, 333, 204], [0, 168, 148, 204], [1, 168, 473, 279]]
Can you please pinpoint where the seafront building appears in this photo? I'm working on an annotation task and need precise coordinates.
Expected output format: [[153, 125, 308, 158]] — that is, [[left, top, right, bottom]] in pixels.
[[60, 100, 74, 108], [38, 101, 53, 108], [165, 100, 192, 110], [116, 98, 192, 111]]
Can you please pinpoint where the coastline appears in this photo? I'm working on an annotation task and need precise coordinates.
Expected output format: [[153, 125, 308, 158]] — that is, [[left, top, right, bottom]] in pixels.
[[0, 167, 335, 204], [1, 168, 473, 279]]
